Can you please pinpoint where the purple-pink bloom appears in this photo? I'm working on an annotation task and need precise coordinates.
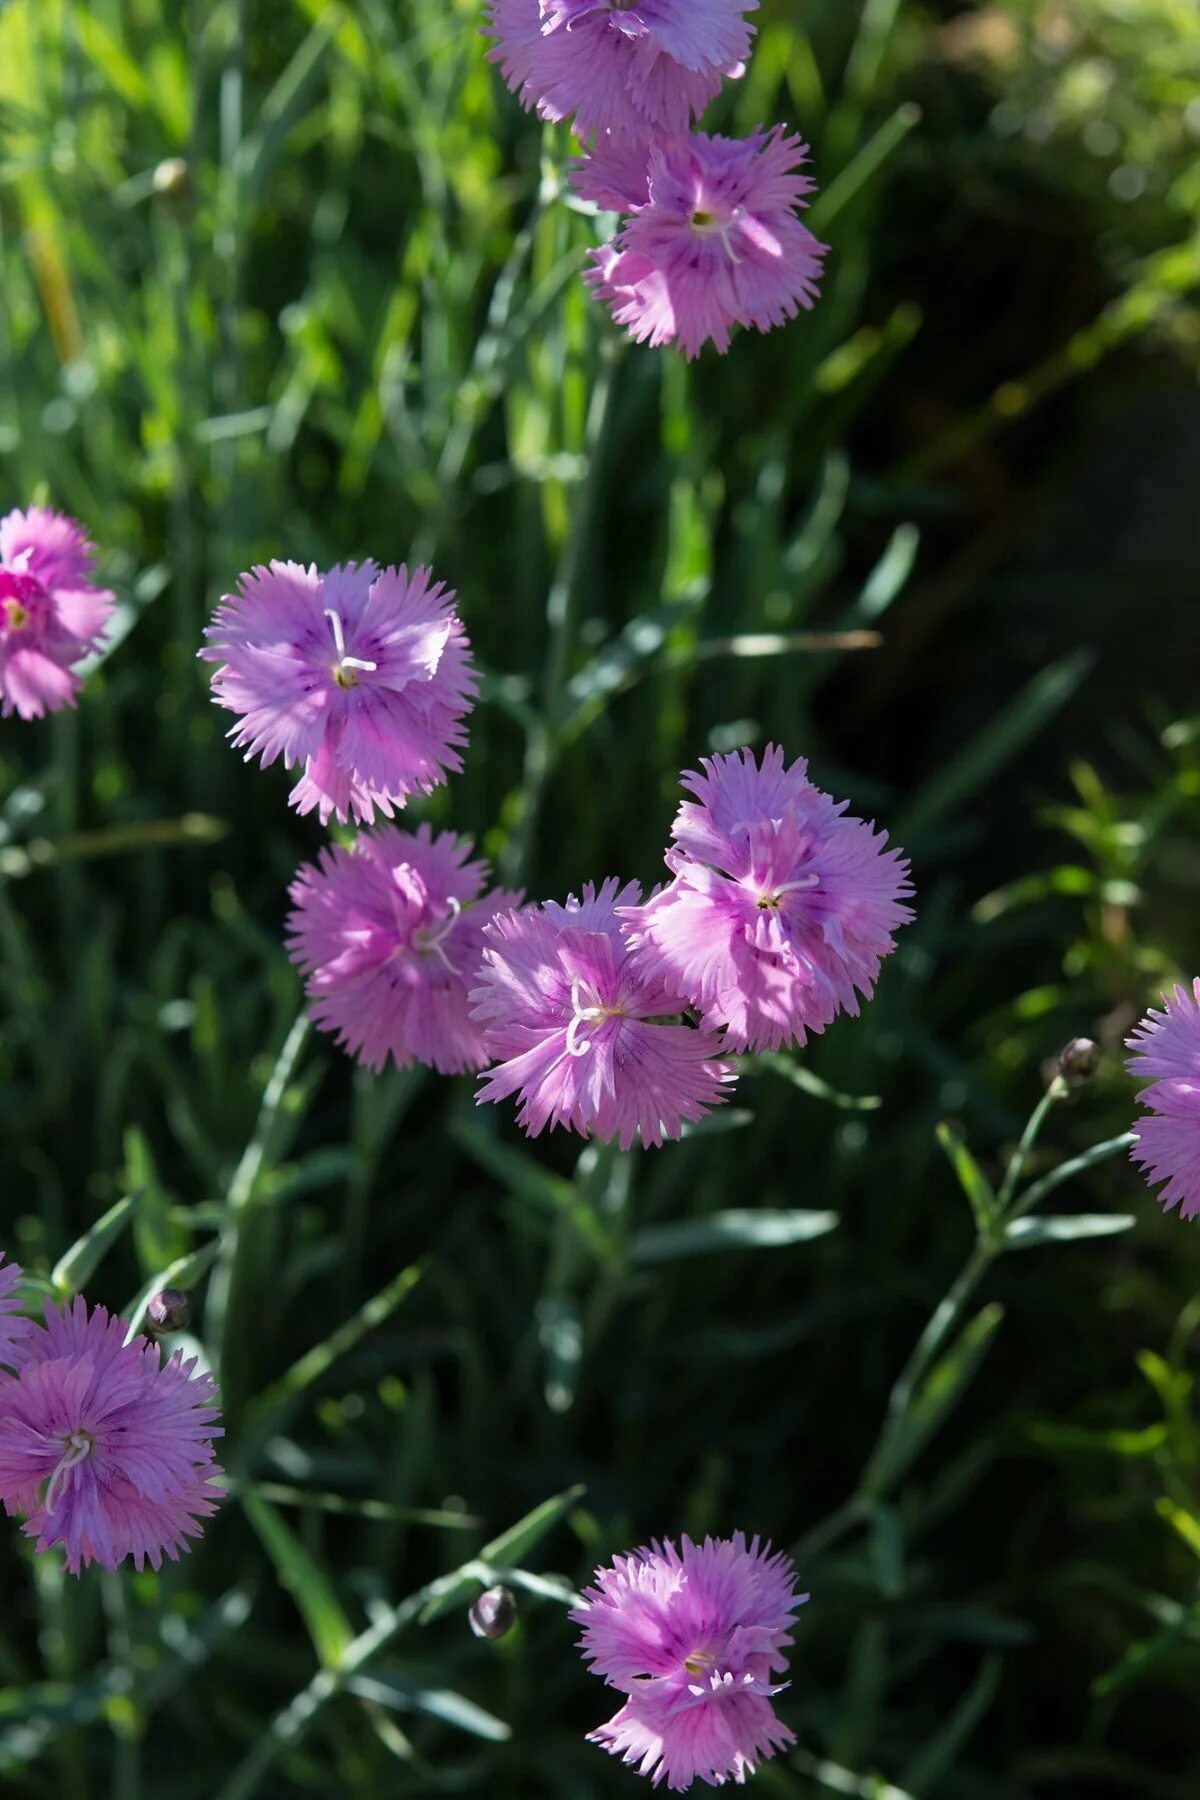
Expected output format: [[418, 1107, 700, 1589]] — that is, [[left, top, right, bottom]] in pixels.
[[1126, 979, 1200, 1220], [625, 746, 913, 1053], [471, 878, 733, 1149], [0, 507, 115, 719], [484, 0, 753, 138], [572, 1532, 806, 1790], [577, 126, 826, 359], [0, 1253, 30, 1369], [0, 1296, 224, 1574], [287, 825, 522, 1075], [201, 560, 476, 826]]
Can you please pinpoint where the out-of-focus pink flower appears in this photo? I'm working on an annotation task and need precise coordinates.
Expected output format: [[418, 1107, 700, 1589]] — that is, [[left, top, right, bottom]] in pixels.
[[471, 878, 733, 1149], [287, 825, 522, 1074], [1127, 979, 1200, 1220], [626, 746, 912, 1052], [201, 559, 476, 826], [0, 1297, 224, 1574], [0, 1253, 30, 1370], [0, 507, 115, 719], [573, 1532, 806, 1790], [577, 126, 826, 359], [483, 0, 754, 137]]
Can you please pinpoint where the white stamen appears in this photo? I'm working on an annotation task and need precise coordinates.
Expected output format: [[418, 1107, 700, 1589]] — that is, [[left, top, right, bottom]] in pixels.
[[44, 1431, 92, 1514], [775, 874, 820, 895], [566, 977, 607, 1058], [414, 896, 462, 973], [325, 608, 377, 676]]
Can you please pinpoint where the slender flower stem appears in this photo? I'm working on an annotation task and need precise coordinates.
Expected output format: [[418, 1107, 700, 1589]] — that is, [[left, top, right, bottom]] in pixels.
[[795, 1099, 1136, 1562], [995, 1076, 1065, 1214]]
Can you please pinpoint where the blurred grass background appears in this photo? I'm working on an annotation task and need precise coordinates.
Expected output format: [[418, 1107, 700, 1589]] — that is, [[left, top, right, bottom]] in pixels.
[[2, 0, 1200, 1794]]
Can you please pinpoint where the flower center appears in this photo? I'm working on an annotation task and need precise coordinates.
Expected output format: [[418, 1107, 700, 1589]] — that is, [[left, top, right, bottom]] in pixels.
[[0, 568, 44, 633], [325, 608, 377, 690], [44, 1429, 94, 1512], [754, 872, 820, 911], [411, 897, 462, 972], [690, 205, 747, 263], [565, 978, 625, 1058], [684, 1645, 718, 1676]]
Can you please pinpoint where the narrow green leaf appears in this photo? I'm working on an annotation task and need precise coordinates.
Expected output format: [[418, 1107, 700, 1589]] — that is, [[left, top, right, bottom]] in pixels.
[[899, 650, 1093, 840], [51, 1192, 142, 1296], [936, 1122, 996, 1232], [241, 1494, 353, 1669], [346, 1673, 511, 1742], [417, 1483, 586, 1625], [864, 1303, 1004, 1496], [630, 1208, 838, 1265], [1004, 1214, 1136, 1250], [244, 1263, 423, 1434], [752, 1051, 881, 1111]]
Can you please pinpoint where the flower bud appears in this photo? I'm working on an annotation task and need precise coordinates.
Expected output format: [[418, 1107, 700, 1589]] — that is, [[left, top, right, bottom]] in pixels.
[[469, 1585, 516, 1641], [146, 1289, 191, 1335], [1057, 1037, 1100, 1088]]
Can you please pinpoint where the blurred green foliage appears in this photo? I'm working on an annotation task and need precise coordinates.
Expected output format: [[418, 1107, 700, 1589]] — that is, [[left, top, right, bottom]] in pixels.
[[1, 0, 1199, 1794]]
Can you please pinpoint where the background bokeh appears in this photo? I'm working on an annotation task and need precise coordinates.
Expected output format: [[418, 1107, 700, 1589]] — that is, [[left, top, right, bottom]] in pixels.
[[2, 1, 1200, 1794]]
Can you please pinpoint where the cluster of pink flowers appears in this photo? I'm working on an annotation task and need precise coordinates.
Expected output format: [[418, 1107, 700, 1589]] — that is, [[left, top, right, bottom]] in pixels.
[[0, 506, 115, 720], [0, 1253, 224, 1575], [483, 1, 826, 358]]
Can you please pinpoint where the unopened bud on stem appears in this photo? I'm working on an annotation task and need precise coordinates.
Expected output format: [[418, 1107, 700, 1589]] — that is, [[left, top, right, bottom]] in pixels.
[[1057, 1037, 1100, 1088], [146, 1289, 191, 1334], [469, 1585, 516, 1641]]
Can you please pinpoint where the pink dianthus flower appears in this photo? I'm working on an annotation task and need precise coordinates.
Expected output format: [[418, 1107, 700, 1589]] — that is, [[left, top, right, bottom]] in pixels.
[[287, 825, 522, 1075], [484, 0, 754, 138], [573, 1532, 806, 1790], [577, 126, 826, 359], [0, 507, 115, 719], [0, 1252, 30, 1369], [1126, 979, 1200, 1220], [0, 1297, 225, 1574], [201, 559, 476, 826], [471, 878, 733, 1149], [625, 746, 912, 1052]]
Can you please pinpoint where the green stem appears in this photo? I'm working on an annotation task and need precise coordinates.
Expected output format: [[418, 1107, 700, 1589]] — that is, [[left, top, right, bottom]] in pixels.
[[995, 1077, 1065, 1214]]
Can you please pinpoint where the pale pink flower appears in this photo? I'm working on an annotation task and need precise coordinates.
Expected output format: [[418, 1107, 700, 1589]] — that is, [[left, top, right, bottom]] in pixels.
[[287, 825, 522, 1074], [201, 559, 476, 826], [573, 1532, 806, 1790], [625, 746, 912, 1052], [471, 878, 733, 1149], [579, 126, 826, 358], [1127, 979, 1200, 1220], [0, 507, 115, 719], [0, 1297, 224, 1574], [483, 0, 754, 137]]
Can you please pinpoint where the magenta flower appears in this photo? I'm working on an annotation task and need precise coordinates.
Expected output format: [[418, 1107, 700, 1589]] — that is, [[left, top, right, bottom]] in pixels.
[[578, 126, 826, 359], [201, 560, 476, 826], [484, 0, 754, 138], [0, 1253, 30, 1369], [625, 746, 913, 1053], [573, 1533, 806, 1790], [1127, 980, 1200, 1220], [0, 1297, 224, 1574], [0, 506, 115, 719], [471, 878, 733, 1149], [287, 825, 522, 1075]]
